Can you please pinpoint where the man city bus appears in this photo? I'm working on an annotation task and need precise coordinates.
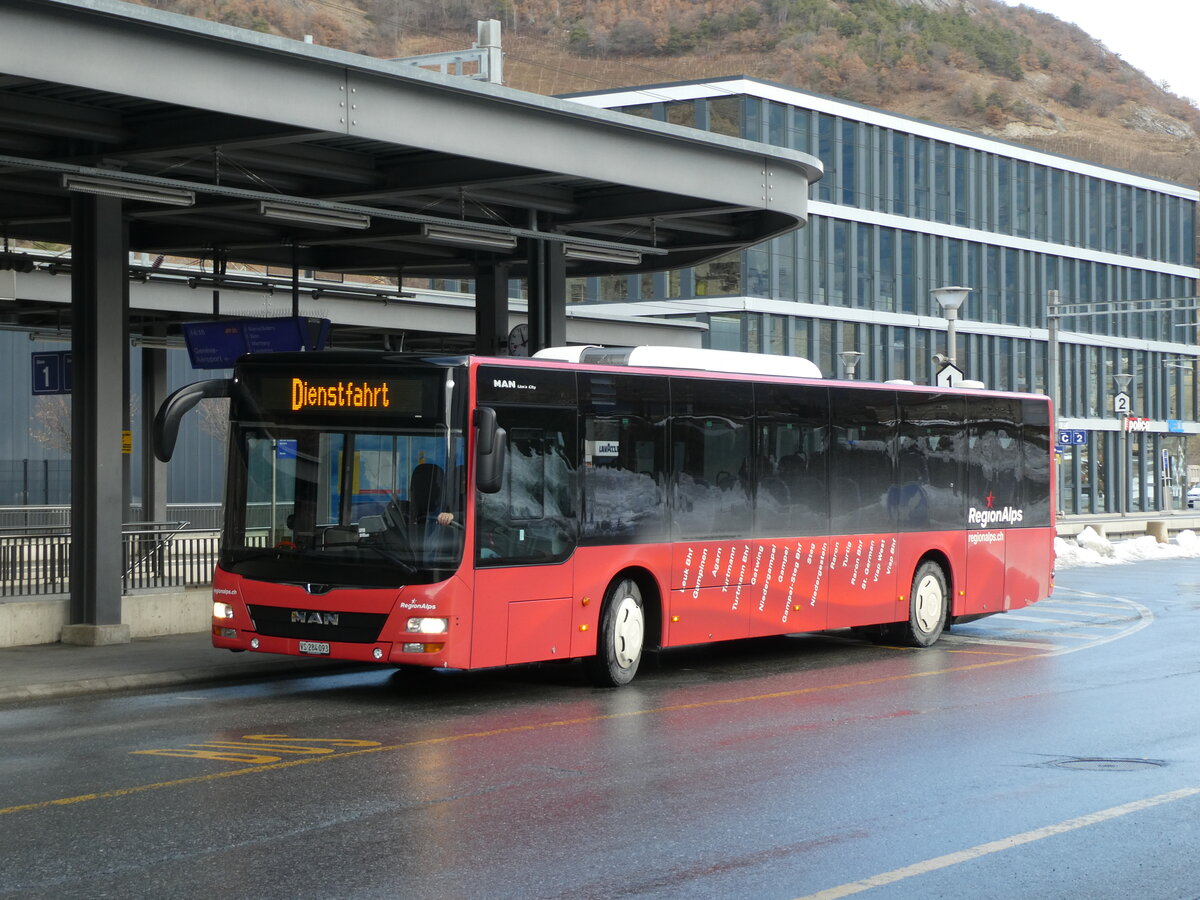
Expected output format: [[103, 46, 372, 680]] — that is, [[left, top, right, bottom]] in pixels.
[[155, 345, 1054, 686]]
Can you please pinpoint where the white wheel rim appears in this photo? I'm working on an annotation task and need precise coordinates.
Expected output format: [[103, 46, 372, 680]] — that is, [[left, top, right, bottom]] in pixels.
[[611, 593, 645, 670], [913, 574, 943, 634]]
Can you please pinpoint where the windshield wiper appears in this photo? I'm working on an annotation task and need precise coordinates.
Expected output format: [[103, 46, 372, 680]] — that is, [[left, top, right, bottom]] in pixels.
[[358, 542, 417, 574], [229, 541, 418, 575], [228, 547, 297, 563]]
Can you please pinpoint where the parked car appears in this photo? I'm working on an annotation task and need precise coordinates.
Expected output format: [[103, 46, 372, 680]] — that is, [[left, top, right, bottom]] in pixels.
[[1188, 485, 1200, 509]]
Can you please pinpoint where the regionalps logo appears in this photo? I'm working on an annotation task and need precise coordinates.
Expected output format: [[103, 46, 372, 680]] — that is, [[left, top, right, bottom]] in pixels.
[[967, 491, 1024, 527]]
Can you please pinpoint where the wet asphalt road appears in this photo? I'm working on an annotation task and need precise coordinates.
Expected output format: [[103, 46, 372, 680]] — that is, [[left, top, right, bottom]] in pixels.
[[3, 559, 1200, 899]]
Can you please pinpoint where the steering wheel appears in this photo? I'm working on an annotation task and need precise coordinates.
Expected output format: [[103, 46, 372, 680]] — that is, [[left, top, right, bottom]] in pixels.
[[417, 514, 464, 532]]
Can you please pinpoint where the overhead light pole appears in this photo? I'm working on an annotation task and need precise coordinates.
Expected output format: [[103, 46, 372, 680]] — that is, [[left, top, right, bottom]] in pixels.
[[930, 286, 971, 368], [838, 350, 863, 380]]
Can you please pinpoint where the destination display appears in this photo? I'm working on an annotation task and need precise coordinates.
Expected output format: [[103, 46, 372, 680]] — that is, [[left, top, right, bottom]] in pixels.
[[248, 371, 430, 421], [290, 378, 395, 412]]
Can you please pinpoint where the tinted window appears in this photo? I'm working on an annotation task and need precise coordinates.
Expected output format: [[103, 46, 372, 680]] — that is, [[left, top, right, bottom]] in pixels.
[[829, 388, 898, 535], [898, 394, 966, 531], [476, 406, 577, 565], [1021, 398, 1052, 527], [670, 379, 753, 540], [580, 373, 669, 545], [966, 397, 1022, 517], [755, 383, 830, 536]]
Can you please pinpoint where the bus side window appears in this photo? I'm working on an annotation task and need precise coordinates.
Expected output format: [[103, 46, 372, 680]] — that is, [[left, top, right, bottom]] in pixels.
[[580, 372, 668, 545], [829, 388, 898, 535], [899, 394, 965, 531], [476, 409, 577, 565], [967, 398, 1022, 515], [755, 383, 829, 537], [1021, 399, 1052, 527], [670, 379, 753, 541]]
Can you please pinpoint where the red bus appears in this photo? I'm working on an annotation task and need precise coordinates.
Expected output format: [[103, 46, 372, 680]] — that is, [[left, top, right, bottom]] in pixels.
[[155, 346, 1055, 686]]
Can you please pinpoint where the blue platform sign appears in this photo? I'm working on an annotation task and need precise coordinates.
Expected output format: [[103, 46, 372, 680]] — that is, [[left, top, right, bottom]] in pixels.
[[243, 318, 306, 354], [1168, 419, 1184, 433], [182, 316, 330, 369], [182, 321, 247, 369], [31, 350, 72, 395], [1056, 429, 1087, 447]]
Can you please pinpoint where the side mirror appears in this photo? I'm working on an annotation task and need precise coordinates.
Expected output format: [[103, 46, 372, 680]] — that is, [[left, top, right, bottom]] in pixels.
[[153, 378, 233, 462], [475, 406, 507, 494]]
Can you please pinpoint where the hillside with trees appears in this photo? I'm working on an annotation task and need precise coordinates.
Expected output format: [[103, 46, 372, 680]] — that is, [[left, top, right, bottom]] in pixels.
[[134, 0, 1199, 187]]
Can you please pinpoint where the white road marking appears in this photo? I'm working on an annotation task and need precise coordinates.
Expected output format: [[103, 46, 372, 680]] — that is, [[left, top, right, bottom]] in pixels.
[[797, 787, 1200, 899], [996, 614, 1128, 628], [1026, 605, 1129, 619], [939, 634, 1060, 651], [950, 592, 1153, 655]]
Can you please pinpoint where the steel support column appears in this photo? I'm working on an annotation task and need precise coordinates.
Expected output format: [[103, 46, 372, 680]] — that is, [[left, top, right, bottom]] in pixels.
[[526, 240, 565, 355], [66, 194, 130, 645], [475, 261, 510, 356], [140, 344, 168, 523]]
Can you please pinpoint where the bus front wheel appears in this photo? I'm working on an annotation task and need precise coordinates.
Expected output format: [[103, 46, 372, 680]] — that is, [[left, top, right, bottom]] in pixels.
[[585, 578, 645, 687], [891, 561, 948, 647]]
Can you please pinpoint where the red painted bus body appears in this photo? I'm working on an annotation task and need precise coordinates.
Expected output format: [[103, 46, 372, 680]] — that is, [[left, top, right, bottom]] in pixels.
[[165, 349, 1054, 685]]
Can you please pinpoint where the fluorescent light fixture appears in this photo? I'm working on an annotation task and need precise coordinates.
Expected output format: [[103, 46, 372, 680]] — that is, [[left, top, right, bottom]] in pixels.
[[27, 330, 71, 343], [420, 223, 517, 251], [259, 200, 371, 230], [561, 243, 642, 265], [130, 335, 185, 350], [62, 174, 195, 207]]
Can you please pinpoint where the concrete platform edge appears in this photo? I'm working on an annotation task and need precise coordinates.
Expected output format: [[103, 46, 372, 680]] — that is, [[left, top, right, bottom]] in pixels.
[[0, 587, 212, 649], [0, 658, 372, 704]]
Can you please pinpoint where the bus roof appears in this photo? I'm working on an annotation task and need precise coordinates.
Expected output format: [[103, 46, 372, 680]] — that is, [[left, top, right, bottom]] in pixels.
[[230, 348, 1050, 404], [532, 345, 824, 379]]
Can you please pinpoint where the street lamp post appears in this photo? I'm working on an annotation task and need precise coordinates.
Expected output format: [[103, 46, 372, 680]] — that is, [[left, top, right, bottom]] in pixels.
[[930, 286, 971, 368], [838, 350, 863, 380]]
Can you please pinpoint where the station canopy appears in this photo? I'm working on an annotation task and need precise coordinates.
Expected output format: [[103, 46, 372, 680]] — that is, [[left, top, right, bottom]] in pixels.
[[0, 0, 821, 333]]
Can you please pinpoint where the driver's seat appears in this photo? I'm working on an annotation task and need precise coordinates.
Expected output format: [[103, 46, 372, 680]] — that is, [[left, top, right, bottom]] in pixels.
[[408, 463, 444, 524]]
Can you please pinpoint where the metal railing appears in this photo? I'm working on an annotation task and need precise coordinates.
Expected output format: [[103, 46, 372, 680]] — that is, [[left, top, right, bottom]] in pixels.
[[0, 521, 222, 598], [0, 503, 224, 531], [0, 526, 70, 596]]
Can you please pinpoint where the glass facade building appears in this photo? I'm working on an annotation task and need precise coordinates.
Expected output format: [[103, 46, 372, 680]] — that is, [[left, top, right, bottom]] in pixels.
[[566, 78, 1200, 516]]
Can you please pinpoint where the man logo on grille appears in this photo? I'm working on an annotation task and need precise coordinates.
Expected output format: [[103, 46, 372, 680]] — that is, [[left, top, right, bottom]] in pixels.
[[291, 610, 339, 626]]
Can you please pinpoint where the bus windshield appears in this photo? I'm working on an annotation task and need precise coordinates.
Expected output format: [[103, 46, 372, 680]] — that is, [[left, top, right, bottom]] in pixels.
[[221, 421, 466, 588]]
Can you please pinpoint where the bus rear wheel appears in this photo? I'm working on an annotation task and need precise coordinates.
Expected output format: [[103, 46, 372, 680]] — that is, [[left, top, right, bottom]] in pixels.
[[585, 578, 645, 687], [890, 561, 948, 647]]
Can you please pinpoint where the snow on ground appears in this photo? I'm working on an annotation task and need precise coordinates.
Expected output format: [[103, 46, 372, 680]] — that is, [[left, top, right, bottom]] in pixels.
[[1055, 527, 1200, 569]]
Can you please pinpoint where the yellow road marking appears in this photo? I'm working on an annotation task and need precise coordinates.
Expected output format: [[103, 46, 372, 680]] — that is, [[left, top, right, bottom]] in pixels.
[[0, 595, 1154, 819], [130, 734, 384, 764], [0, 651, 1037, 818], [941, 647, 1030, 657], [796, 787, 1200, 899]]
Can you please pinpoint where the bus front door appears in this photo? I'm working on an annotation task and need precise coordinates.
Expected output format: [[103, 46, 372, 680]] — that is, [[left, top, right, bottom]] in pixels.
[[473, 559, 574, 668]]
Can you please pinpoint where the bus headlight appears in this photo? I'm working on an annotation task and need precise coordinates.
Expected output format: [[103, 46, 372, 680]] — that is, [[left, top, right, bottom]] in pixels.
[[406, 617, 448, 634], [213, 602, 235, 620]]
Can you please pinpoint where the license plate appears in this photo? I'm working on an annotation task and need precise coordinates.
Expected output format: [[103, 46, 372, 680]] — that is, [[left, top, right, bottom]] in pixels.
[[298, 641, 330, 655]]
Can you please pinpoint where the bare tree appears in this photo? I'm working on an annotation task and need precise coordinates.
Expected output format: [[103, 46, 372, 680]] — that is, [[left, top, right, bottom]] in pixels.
[[31, 395, 71, 453], [31, 394, 142, 454], [198, 398, 230, 443]]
